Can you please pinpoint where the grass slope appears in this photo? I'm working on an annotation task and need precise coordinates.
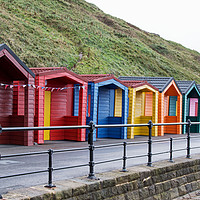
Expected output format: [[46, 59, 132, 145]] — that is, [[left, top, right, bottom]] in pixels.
[[0, 0, 200, 82]]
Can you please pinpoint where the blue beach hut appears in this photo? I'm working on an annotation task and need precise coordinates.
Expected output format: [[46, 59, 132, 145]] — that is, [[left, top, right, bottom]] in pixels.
[[177, 81, 200, 134], [80, 74, 128, 140]]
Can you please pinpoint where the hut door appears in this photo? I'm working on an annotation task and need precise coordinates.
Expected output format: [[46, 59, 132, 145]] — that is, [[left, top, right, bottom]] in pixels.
[[44, 91, 51, 140]]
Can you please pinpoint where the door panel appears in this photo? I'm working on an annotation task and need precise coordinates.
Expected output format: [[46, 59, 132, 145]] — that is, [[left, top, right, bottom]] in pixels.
[[44, 91, 51, 140]]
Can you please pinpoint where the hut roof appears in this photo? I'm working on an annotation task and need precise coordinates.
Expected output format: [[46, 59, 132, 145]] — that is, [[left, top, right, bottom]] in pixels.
[[118, 76, 175, 92], [0, 43, 35, 78], [176, 80, 196, 94], [198, 84, 200, 91], [80, 74, 128, 87], [30, 67, 87, 83], [121, 80, 159, 91]]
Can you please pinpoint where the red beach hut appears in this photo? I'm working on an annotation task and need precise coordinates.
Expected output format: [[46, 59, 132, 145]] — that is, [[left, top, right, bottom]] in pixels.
[[0, 44, 35, 146], [31, 67, 87, 143]]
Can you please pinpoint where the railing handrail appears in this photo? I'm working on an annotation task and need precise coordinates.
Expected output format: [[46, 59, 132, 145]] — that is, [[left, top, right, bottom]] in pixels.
[[1, 121, 200, 132]]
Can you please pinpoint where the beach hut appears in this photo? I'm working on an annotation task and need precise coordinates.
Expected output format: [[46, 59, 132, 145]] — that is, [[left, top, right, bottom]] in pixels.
[[119, 77, 182, 136], [80, 74, 128, 140], [0, 44, 35, 145], [31, 67, 88, 143], [176, 81, 200, 133], [120, 80, 159, 138]]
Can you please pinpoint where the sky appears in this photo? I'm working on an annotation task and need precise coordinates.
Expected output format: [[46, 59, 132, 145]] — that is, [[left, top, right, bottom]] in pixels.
[[85, 0, 200, 53]]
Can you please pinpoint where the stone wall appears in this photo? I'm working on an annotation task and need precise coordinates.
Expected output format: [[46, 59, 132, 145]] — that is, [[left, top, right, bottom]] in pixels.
[[3, 155, 200, 200]]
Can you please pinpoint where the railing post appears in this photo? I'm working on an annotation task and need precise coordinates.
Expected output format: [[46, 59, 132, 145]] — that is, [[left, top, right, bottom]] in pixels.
[[121, 142, 128, 172], [45, 149, 56, 188], [169, 137, 174, 162], [186, 119, 191, 158], [88, 121, 96, 179], [147, 120, 153, 167]]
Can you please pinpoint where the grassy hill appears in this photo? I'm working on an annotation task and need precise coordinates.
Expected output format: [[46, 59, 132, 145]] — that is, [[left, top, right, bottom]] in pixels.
[[0, 0, 200, 82]]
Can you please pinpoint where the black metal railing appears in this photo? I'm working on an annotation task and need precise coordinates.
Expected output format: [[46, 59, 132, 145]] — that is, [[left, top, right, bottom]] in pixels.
[[0, 119, 200, 199]]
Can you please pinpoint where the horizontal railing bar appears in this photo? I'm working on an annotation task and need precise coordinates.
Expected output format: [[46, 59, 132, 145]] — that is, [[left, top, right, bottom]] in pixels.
[[152, 151, 170, 156], [191, 136, 200, 139], [190, 122, 200, 125], [172, 148, 186, 152], [0, 169, 48, 179], [153, 122, 187, 126], [95, 143, 123, 149], [2, 125, 90, 132], [127, 154, 147, 159], [152, 138, 169, 143], [95, 123, 148, 128], [127, 141, 148, 145], [190, 146, 200, 150], [54, 147, 89, 153], [1, 151, 48, 158], [54, 163, 89, 171], [2, 121, 200, 133], [95, 158, 122, 165], [171, 137, 187, 141]]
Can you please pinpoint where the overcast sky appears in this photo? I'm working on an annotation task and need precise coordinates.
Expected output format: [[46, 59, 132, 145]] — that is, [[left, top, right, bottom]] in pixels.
[[86, 0, 200, 53]]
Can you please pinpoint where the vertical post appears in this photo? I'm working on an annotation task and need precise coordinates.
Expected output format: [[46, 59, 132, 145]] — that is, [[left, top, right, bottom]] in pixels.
[[186, 119, 191, 158], [169, 137, 174, 162], [88, 121, 96, 179], [45, 149, 56, 188], [147, 120, 153, 167], [121, 142, 128, 172]]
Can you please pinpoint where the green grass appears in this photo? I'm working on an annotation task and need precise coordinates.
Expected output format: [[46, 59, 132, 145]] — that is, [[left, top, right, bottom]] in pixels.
[[0, 0, 200, 82]]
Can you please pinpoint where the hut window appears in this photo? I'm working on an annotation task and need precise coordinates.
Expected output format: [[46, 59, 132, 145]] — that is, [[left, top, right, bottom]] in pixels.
[[87, 94, 91, 117], [189, 98, 198, 117], [109, 89, 115, 116], [114, 89, 122, 117], [144, 92, 153, 116], [87, 85, 91, 117], [13, 81, 25, 116], [73, 85, 79, 116], [169, 96, 177, 116]]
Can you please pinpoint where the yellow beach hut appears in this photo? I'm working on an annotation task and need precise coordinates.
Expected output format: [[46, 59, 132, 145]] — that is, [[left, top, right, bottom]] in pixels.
[[121, 80, 159, 138]]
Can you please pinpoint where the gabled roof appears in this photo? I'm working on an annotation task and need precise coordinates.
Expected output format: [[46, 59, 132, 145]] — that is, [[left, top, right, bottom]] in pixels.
[[80, 74, 111, 82], [176, 80, 196, 94], [80, 74, 128, 87], [30, 67, 66, 74], [197, 84, 200, 92], [121, 80, 159, 91], [118, 76, 175, 92], [30, 67, 87, 83], [0, 43, 35, 77]]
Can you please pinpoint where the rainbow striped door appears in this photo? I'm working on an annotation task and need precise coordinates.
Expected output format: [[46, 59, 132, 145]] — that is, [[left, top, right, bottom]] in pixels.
[[44, 91, 51, 140]]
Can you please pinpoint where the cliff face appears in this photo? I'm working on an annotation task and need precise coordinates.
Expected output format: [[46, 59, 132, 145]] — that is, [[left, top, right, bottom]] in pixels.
[[0, 0, 200, 81]]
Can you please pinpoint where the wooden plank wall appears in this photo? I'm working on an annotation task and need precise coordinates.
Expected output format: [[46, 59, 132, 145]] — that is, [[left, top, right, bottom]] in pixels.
[[34, 76, 45, 144], [127, 88, 135, 138], [77, 83, 87, 141], [97, 87, 110, 138], [0, 82, 13, 144], [107, 117, 122, 138], [23, 75, 35, 146]]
